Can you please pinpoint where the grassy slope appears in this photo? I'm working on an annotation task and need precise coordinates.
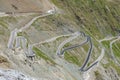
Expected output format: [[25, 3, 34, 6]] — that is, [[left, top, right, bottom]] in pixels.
[[33, 47, 56, 65], [0, 0, 120, 78], [52, 0, 120, 38], [50, 0, 120, 76]]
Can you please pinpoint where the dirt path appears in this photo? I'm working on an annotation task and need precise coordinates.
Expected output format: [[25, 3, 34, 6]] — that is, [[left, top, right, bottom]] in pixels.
[[7, 7, 56, 49], [56, 32, 81, 55]]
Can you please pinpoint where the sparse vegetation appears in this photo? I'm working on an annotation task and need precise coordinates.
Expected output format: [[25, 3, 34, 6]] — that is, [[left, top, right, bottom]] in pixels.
[[33, 47, 56, 65], [51, 0, 120, 39], [94, 71, 104, 80], [1, 0, 120, 79], [103, 59, 120, 76], [0, 56, 8, 63], [64, 51, 82, 66], [112, 42, 120, 57], [102, 41, 110, 48], [63, 43, 71, 48]]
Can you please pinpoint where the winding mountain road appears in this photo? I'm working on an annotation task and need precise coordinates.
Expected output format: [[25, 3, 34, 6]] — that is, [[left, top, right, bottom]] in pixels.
[[18, 9, 55, 32], [56, 31, 81, 55], [15, 36, 35, 57], [57, 31, 102, 72], [98, 36, 120, 66], [32, 32, 76, 46], [6, 5, 109, 73], [15, 36, 27, 50], [61, 36, 88, 55], [7, 28, 18, 49], [98, 36, 117, 43], [7, 8, 56, 58]]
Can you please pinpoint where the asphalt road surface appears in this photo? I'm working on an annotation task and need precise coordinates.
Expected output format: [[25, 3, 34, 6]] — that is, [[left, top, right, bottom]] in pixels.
[[57, 31, 99, 72]]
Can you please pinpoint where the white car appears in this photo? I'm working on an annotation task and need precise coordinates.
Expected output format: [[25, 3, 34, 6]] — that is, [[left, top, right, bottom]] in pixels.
[[47, 9, 55, 14]]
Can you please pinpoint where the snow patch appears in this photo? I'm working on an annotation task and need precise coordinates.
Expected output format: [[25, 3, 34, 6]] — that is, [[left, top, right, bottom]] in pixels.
[[83, 72, 90, 80], [0, 68, 37, 80]]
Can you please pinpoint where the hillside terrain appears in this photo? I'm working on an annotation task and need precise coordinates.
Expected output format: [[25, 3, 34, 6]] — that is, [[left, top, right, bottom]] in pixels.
[[0, 0, 120, 80], [0, 0, 53, 13]]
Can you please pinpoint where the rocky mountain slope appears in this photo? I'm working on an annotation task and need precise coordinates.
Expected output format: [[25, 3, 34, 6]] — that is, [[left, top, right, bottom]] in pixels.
[[0, 0, 120, 80]]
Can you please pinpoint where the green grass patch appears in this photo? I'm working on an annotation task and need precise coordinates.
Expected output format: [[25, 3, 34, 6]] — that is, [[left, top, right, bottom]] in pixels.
[[102, 41, 110, 48], [103, 60, 120, 75], [33, 47, 56, 65], [64, 51, 81, 66], [63, 43, 71, 48], [112, 42, 120, 57], [94, 71, 104, 80], [17, 32, 28, 37], [51, 0, 120, 37], [0, 21, 8, 29], [17, 32, 30, 43]]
